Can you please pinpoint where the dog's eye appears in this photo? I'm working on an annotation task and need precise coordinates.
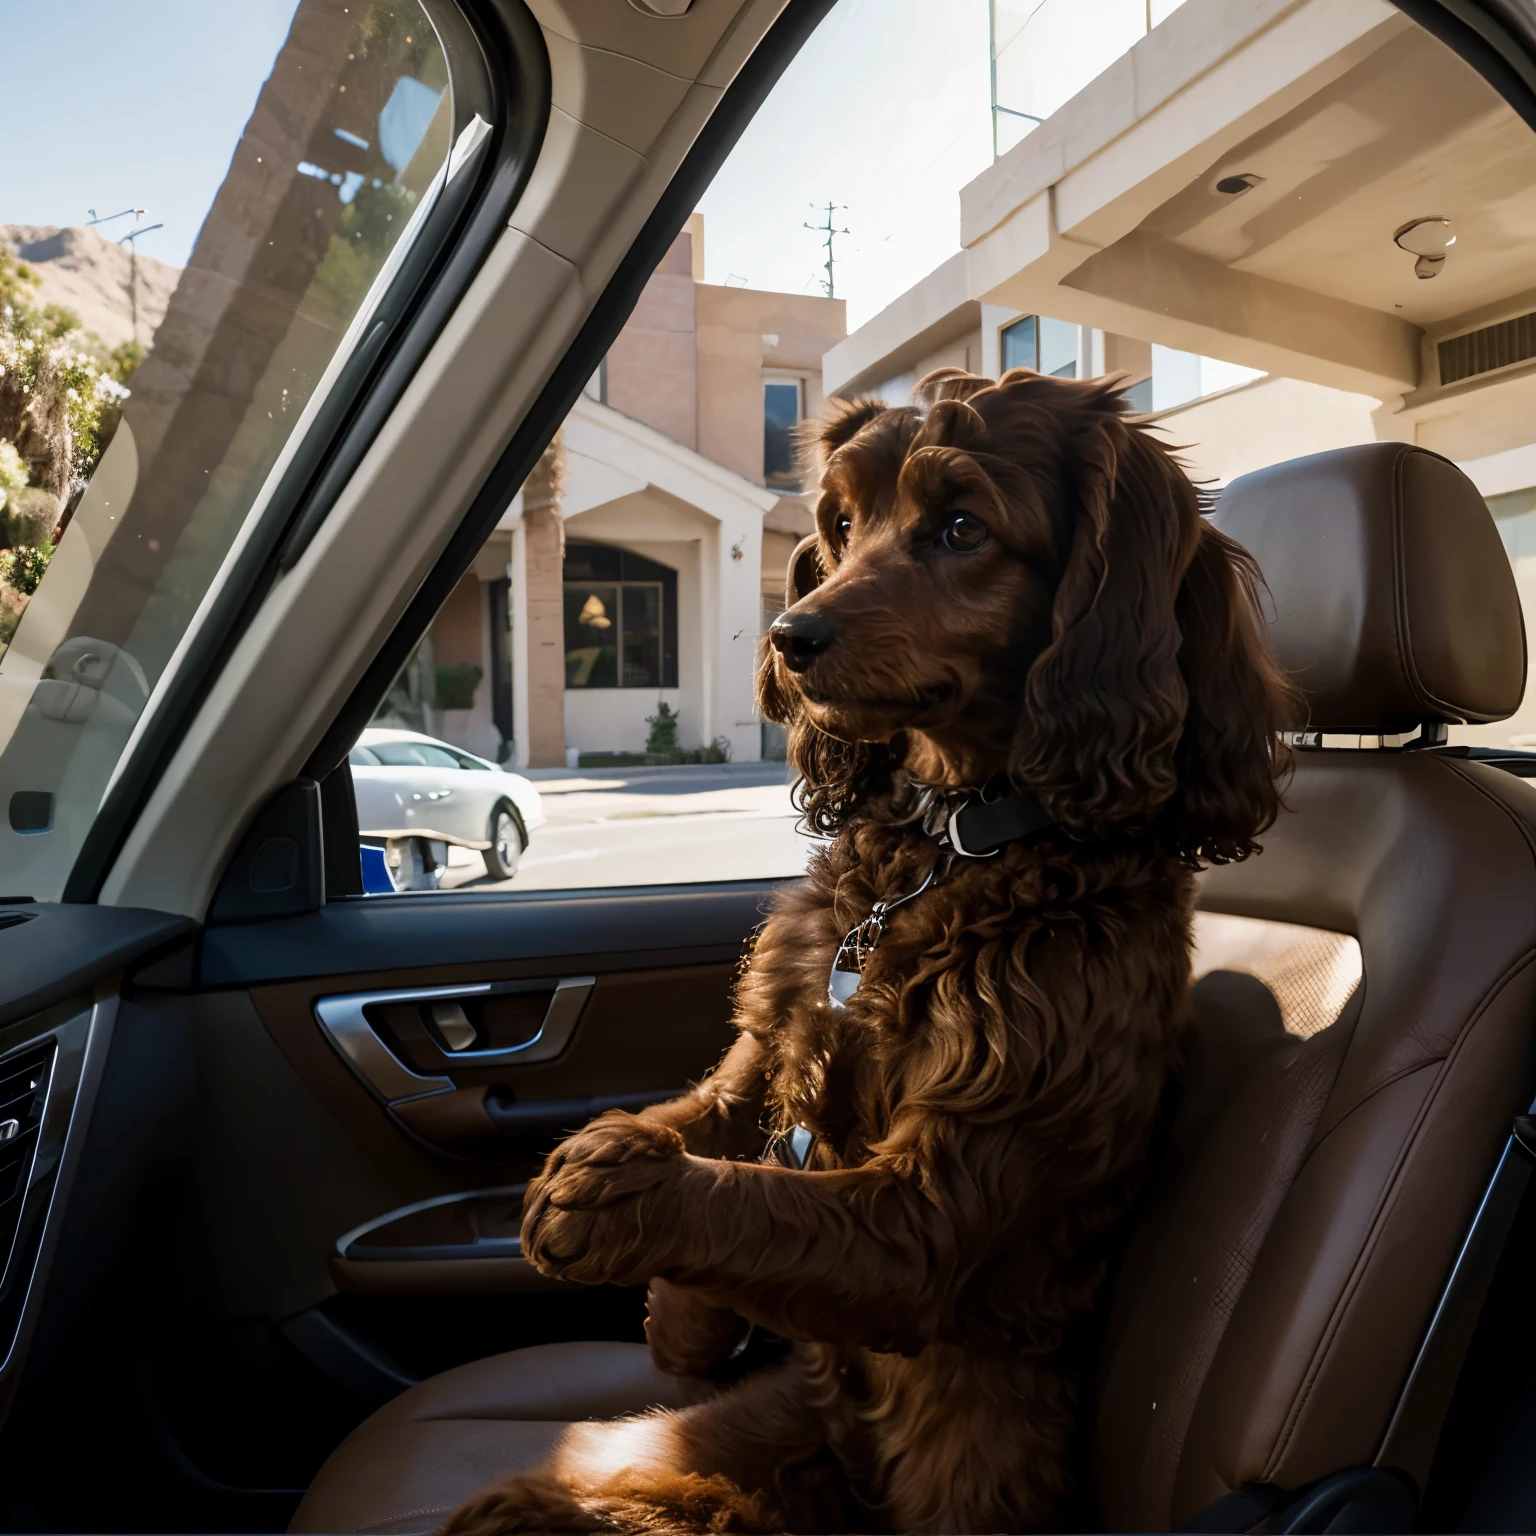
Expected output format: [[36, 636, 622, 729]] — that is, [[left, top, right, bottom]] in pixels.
[[835, 516, 852, 540], [940, 513, 988, 553]]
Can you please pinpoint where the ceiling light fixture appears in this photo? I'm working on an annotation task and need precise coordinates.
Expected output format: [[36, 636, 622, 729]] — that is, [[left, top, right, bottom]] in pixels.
[[1394, 216, 1454, 279], [1214, 172, 1264, 196]]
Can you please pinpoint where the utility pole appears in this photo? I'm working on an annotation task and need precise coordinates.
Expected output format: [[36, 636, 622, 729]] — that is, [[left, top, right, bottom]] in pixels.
[[86, 206, 162, 347], [118, 221, 163, 347], [804, 202, 849, 299]]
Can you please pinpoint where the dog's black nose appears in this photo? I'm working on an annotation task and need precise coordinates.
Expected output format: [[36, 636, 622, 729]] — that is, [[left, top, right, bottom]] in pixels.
[[770, 610, 837, 671]]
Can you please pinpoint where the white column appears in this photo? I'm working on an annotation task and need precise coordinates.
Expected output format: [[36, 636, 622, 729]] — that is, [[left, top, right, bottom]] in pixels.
[[717, 515, 764, 763], [1084, 327, 1106, 378], [699, 520, 719, 749]]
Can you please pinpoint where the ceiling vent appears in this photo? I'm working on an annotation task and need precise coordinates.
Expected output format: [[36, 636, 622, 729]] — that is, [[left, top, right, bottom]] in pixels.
[[1439, 311, 1536, 386]]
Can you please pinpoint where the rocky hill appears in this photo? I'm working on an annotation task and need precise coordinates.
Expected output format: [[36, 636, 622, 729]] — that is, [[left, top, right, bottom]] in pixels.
[[2, 224, 180, 352]]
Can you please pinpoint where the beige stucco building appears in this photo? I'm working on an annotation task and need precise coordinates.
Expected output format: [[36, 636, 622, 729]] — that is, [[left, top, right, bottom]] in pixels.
[[402, 215, 845, 765], [826, 0, 1536, 745]]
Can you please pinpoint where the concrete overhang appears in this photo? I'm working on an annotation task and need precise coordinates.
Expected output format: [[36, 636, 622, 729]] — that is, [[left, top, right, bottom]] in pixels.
[[941, 0, 1536, 413], [822, 253, 979, 398]]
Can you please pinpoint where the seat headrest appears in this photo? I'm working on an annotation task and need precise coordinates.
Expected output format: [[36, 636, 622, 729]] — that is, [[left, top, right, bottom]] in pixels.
[[1213, 443, 1526, 734]]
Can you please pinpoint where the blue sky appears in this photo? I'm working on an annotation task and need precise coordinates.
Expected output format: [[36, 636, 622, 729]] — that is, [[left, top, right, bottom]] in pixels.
[[2, 0, 302, 267], [697, 0, 993, 329], [3, 0, 990, 331]]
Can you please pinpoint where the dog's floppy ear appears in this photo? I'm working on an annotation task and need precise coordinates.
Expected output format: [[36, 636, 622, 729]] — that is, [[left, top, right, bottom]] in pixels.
[[1011, 398, 1290, 859], [1011, 405, 1188, 837], [1165, 519, 1297, 861], [795, 395, 887, 478], [911, 368, 995, 410]]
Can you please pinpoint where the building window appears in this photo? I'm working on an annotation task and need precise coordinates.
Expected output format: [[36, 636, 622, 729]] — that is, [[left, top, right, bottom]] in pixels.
[[1149, 345, 1264, 412], [764, 379, 802, 489], [563, 542, 678, 689], [1001, 315, 1036, 372], [1000, 314, 1079, 378]]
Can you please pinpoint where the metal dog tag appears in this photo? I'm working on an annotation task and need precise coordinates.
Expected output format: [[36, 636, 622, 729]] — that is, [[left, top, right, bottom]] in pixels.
[[825, 861, 944, 1012], [828, 952, 863, 1008], [827, 909, 884, 1010], [762, 1123, 817, 1169]]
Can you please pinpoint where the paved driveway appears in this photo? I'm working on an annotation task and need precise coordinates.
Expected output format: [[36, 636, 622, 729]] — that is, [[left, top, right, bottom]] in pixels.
[[439, 762, 818, 892]]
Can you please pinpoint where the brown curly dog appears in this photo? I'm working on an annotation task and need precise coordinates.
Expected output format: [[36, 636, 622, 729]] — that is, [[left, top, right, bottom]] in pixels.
[[442, 368, 1294, 1534]]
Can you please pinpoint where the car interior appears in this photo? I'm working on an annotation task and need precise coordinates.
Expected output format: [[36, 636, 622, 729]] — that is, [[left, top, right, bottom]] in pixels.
[[7, 0, 1536, 1533]]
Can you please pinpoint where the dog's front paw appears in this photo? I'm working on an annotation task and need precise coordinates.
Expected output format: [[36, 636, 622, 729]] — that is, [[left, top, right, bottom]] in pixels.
[[645, 1276, 749, 1377], [521, 1113, 686, 1284]]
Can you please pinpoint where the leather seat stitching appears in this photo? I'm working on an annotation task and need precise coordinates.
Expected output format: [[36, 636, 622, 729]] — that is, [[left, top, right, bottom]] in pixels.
[[1390, 447, 1423, 714]]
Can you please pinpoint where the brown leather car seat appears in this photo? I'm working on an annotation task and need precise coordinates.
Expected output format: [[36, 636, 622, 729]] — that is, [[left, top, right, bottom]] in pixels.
[[295, 442, 1536, 1535], [1095, 442, 1536, 1532]]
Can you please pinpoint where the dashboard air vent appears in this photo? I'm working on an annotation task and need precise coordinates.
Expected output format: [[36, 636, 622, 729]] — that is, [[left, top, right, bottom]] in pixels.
[[1439, 311, 1536, 386], [0, 1046, 53, 1316]]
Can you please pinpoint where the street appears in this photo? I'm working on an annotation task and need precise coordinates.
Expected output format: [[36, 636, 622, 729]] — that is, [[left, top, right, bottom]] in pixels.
[[438, 761, 820, 892]]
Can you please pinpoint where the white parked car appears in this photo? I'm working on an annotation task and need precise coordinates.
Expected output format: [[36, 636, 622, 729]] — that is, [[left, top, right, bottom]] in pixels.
[[349, 727, 545, 881]]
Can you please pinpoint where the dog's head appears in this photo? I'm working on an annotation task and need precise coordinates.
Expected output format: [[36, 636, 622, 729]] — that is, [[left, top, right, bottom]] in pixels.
[[757, 367, 1296, 863]]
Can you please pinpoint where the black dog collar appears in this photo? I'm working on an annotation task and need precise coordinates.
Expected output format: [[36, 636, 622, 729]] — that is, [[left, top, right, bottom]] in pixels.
[[827, 786, 1055, 1010], [946, 789, 1056, 857]]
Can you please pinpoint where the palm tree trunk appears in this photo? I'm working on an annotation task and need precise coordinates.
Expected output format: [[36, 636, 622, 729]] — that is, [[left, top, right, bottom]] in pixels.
[[520, 431, 567, 768]]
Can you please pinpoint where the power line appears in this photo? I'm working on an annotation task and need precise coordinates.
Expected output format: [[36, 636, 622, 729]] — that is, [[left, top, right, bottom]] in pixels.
[[803, 202, 849, 299]]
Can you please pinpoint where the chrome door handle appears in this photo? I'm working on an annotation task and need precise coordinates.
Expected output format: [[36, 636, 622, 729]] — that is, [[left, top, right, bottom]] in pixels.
[[313, 977, 595, 1104], [432, 978, 594, 1065]]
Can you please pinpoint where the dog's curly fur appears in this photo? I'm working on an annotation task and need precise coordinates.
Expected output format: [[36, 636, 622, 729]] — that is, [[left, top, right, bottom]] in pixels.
[[443, 368, 1295, 1535]]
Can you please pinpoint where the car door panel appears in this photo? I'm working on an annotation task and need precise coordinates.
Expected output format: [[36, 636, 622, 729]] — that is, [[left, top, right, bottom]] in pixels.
[[198, 881, 773, 984], [122, 882, 774, 1398], [0, 879, 757, 1513], [254, 960, 737, 1155]]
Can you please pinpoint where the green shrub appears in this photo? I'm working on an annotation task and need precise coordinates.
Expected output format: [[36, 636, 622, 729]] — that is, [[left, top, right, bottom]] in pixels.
[[433, 662, 482, 711], [645, 701, 681, 757], [0, 543, 54, 597]]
